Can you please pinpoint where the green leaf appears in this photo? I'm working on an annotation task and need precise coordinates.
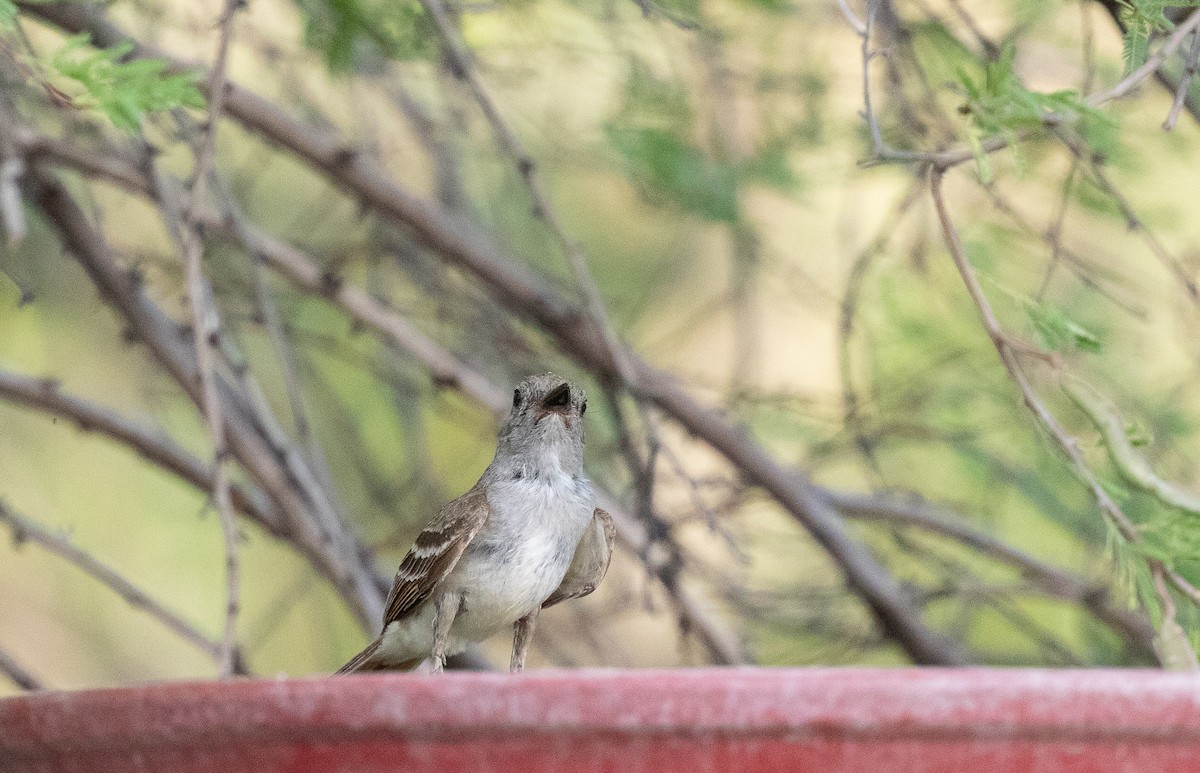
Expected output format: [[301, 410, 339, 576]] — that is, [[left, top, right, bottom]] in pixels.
[[955, 43, 1121, 169], [606, 125, 739, 222], [733, 0, 790, 15], [1023, 301, 1103, 353], [1117, 0, 1200, 71], [295, 0, 437, 73], [741, 140, 802, 191], [50, 33, 205, 132]]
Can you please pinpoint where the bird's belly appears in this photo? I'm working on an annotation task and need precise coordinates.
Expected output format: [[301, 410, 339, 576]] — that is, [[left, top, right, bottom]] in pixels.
[[449, 534, 574, 640], [373, 545, 570, 666]]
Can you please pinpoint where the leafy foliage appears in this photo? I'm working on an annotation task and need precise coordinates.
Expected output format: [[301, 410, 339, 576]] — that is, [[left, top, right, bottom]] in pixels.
[[1024, 302, 1103, 354], [606, 125, 740, 222], [293, 0, 436, 72], [1117, 1, 1200, 70], [50, 34, 204, 132], [956, 46, 1118, 179]]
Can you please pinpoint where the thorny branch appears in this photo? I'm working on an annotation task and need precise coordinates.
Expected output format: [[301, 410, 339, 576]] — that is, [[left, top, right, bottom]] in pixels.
[[930, 168, 1194, 667], [850, 1, 1200, 170], [179, 0, 245, 679], [0, 501, 250, 674], [0, 647, 42, 691]]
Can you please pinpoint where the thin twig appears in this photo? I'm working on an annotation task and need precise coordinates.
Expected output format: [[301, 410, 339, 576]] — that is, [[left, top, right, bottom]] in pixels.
[[836, 0, 866, 36], [1152, 562, 1200, 670], [0, 152, 25, 247], [824, 488, 1157, 660], [178, 0, 245, 678], [0, 368, 284, 533], [217, 171, 346, 533], [626, 0, 699, 29], [1035, 162, 1078, 300], [0, 647, 42, 691], [838, 177, 926, 481], [930, 167, 1139, 543], [0, 501, 247, 673], [414, 0, 637, 388], [857, 0, 888, 158], [1089, 8, 1200, 106], [1076, 148, 1198, 301], [1165, 28, 1200, 129], [981, 184, 1146, 318]]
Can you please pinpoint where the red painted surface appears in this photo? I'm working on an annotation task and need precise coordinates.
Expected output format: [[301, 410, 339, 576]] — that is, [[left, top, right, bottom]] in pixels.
[[2, 668, 1200, 772]]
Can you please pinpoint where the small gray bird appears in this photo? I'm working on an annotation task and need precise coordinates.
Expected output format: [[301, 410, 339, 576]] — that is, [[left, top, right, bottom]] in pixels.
[[337, 373, 615, 674]]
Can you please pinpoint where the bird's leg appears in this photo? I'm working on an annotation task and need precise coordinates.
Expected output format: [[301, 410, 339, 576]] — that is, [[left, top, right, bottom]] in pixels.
[[510, 607, 540, 672], [430, 591, 461, 674]]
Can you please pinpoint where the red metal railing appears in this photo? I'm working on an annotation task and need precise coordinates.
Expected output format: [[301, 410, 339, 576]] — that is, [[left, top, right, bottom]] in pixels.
[[3, 668, 1200, 772]]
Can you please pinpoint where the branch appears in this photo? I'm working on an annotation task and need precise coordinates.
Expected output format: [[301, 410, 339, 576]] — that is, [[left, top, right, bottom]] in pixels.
[[414, 0, 635, 384], [11, 127, 745, 665], [0, 501, 248, 674], [178, 0, 245, 678], [1164, 22, 1200, 130], [824, 489, 1157, 662], [930, 167, 1197, 667], [19, 162, 385, 629], [1088, 9, 1200, 106], [0, 647, 42, 691], [930, 167, 1139, 543], [0, 368, 283, 533], [848, 2, 1200, 168], [10, 11, 950, 661]]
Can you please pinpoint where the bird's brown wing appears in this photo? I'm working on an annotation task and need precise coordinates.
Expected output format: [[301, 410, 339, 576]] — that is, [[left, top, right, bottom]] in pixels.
[[543, 507, 615, 608], [380, 486, 491, 626]]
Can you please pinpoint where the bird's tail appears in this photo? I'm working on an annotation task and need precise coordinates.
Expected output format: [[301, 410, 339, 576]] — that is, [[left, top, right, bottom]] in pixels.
[[335, 637, 423, 674]]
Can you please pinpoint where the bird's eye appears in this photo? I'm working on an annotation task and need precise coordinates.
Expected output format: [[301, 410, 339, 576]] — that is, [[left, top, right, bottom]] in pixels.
[[512, 389, 521, 408], [580, 400, 587, 415], [543, 383, 570, 408]]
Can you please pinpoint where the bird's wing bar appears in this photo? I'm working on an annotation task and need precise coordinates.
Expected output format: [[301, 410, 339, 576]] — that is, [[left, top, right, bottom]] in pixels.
[[381, 486, 491, 625], [542, 507, 615, 608]]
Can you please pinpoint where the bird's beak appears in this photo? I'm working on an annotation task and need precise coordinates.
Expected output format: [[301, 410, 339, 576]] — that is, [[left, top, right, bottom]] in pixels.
[[535, 383, 573, 426]]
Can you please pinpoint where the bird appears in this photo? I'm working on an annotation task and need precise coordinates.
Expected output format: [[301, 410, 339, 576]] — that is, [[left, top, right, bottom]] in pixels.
[[336, 372, 615, 674]]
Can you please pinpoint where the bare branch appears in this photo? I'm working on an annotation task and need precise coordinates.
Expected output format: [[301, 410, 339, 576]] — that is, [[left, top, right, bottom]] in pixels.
[[20, 164, 384, 628], [930, 167, 1140, 543], [0, 647, 42, 691], [178, 0, 246, 678], [0, 368, 284, 533], [24, 1, 965, 663], [836, 0, 866, 36], [0, 501, 248, 674], [1164, 27, 1200, 130], [415, 0, 636, 387], [0, 152, 25, 247], [824, 489, 1157, 661], [1089, 9, 1200, 106]]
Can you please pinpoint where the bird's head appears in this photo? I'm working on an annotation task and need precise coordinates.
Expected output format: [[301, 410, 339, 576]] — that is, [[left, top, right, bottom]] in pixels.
[[497, 373, 588, 462]]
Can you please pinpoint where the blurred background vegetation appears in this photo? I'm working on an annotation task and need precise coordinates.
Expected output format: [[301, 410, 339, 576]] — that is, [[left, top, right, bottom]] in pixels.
[[3, 0, 1200, 694]]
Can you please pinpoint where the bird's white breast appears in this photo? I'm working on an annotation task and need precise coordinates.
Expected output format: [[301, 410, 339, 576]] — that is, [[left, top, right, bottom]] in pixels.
[[447, 466, 595, 641]]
